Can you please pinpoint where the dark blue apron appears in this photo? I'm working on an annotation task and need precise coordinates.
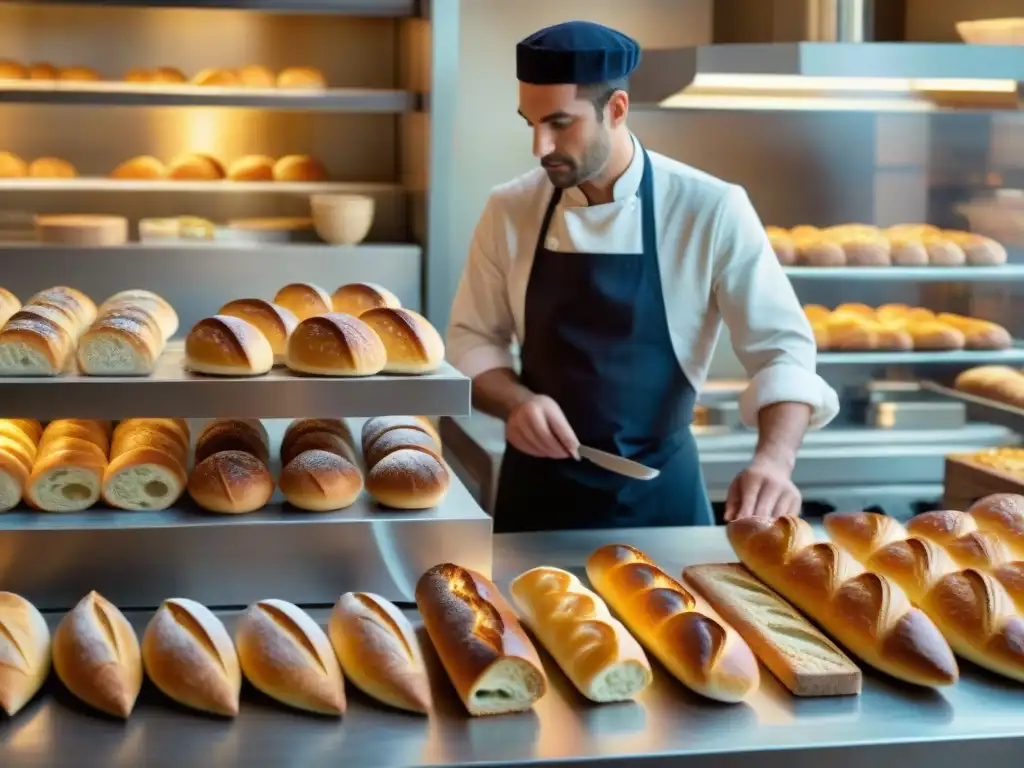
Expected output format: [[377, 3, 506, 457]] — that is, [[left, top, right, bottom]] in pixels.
[[493, 146, 713, 533]]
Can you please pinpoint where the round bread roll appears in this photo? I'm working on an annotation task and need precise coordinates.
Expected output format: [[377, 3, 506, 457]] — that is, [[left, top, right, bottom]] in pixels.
[[276, 66, 326, 89], [102, 447, 187, 511], [789, 225, 819, 242], [218, 298, 298, 364], [802, 304, 830, 324], [875, 322, 914, 351], [281, 418, 354, 456], [944, 230, 1008, 266], [925, 238, 966, 267], [823, 314, 878, 350], [0, 450, 29, 511], [281, 430, 357, 467], [365, 427, 440, 469], [331, 282, 401, 316], [28, 157, 76, 179], [152, 66, 186, 83], [226, 155, 275, 182], [765, 227, 796, 266], [0, 151, 27, 179], [59, 66, 100, 81], [0, 592, 51, 716], [123, 67, 152, 83], [185, 314, 274, 376], [0, 60, 26, 79], [99, 289, 178, 340], [886, 223, 941, 240], [797, 240, 845, 267], [52, 591, 142, 718], [833, 302, 875, 319], [841, 234, 891, 267], [235, 599, 345, 715], [142, 597, 241, 717], [366, 447, 450, 510], [273, 282, 332, 321], [188, 450, 273, 514], [192, 67, 238, 86], [199, 417, 268, 450], [360, 307, 445, 374], [237, 64, 276, 87], [167, 153, 225, 181], [888, 238, 929, 267], [194, 418, 270, 466], [936, 314, 1012, 350], [110, 155, 166, 180], [361, 415, 440, 454], [286, 312, 387, 376], [27, 62, 57, 80], [875, 303, 910, 323], [26, 448, 106, 512], [272, 154, 328, 182], [906, 321, 966, 350], [280, 450, 363, 512], [810, 321, 828, 350]]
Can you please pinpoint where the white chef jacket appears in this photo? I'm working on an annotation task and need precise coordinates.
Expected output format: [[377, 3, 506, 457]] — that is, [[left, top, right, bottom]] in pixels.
[[446, 133, 840, 429]]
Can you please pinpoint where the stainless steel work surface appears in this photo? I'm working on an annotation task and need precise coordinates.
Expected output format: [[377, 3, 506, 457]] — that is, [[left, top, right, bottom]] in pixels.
[[3, 528, 1023, 767]]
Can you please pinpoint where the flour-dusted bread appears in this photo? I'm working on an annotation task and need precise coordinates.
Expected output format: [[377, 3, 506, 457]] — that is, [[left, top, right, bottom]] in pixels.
[[0, 592, 51, 716], [218, 298, 298, 364], [285, 313, 387, 376], [360, 307, 445, 374], [188, 450, 274, 514], [185, 315, 274, 376], [98, 289, 178, 341], [279, 450, 363, 512], [77, 311, 164, 376], [365, 448, 450, 510], [331, 282, 401, 317]]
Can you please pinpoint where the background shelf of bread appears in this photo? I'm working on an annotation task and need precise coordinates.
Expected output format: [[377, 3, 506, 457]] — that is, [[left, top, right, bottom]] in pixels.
[[769, 223, 1008, 268], [954, 365, 1024, 410], [0, 414, 449, 515], [0, 59, 327, 90], [806, 303, 1012, 352]]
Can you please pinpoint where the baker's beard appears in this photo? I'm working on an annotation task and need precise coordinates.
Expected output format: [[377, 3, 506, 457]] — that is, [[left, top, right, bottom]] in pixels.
[[541, 131, 611, 189]]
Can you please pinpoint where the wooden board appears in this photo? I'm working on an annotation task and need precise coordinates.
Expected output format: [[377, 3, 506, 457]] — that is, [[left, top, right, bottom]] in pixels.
[[944, 453, 1024, 510]]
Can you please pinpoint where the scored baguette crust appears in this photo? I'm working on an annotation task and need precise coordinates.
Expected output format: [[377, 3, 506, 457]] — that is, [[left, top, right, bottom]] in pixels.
[[906, 510, 1012, 570], [509, 566, 652, 702], [236, 599, 345, 715], [0, 592, 51, 716], [142, 597, 241, 717], [586, 544, 759, 702], [821, 512, 908, 564], [328, 592, 432, 714], [415, 563, 546, 716], [969, 494, 1024, 559], [728, 517, 958, 687], [682, 563, 861, 697], [52, 591, 143, 718]]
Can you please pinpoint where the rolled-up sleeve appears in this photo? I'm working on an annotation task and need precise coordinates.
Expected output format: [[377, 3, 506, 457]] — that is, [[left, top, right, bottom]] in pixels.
[[711, 186, 839, 429], [446, 198, 517, 380]]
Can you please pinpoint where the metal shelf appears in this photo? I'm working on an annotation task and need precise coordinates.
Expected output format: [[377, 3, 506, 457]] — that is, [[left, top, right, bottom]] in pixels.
[[785, 265, 1024, 282], [19, 0, 417, 13], [0, 342, 470, 419], [817, 346, 1024, 367], [0, 178, 399, 194], [922, 381, 1024, 435], [0, 82, 419, 112]]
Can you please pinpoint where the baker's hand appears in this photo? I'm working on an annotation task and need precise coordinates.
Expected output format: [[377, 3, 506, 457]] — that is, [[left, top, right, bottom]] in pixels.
[[506, 394, 580, 460], [724, 454, 801, 521]]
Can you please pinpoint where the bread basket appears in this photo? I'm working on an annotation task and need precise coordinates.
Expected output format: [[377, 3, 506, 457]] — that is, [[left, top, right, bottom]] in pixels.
[[310, 194, 375, 245]]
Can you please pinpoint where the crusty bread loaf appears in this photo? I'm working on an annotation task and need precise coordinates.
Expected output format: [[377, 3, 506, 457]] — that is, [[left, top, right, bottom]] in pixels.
[[286, 312, 387, 376], [28, 286, 96, 330], [218, 298, 297, 364], [331, 282, 401, 317], [192, 67, 238, 87], [28, 62, 56, 80], [185, 315, 274, 376], [166, 153, 225, 181], [59, 66, 100, 81], [360, 307, 445, 374], [0, 421, 37, 462], [281, 417, 354, 455], [365, 427, 440, 469], [195, 418, 269, 466], [969, 494, 1024, 559], [41, 419, 110, 454], [276, 66, 326, 89], [822, 512, 908, 564], [936, 314, 1012, 350], [188, 450, 273, 514], [99, 290, 178, 341], [991, 561, 1024, 614], [279, 450, 363, 512], [727, 516, 958, 687], [201, 417, 268, 449], [272, 154, 328, 182], [27, 447, 106, 512], [39, 436, 107, 465], [361, 415, 440, 454], [272, 282, 333, 321], [510, 566, 652, 702], [586, 544, 759, 702], [281, 430, 357, 467], [0, 592, 51, 716], [236, 599, 345, 715], [142, 597, 241, 717], [0, 311, 74, 376], [237, 65, 276, 88], [112, 418, 189, 460], [328, 591, 432, 714], [28, 157, 77, 179], [0, 287, 20, 327], [226, 155, 276, 182], [53, 591, 142, 718], [683, 563, 861, 697], [945, 230, 1008, 266], [905, 510, 1012, 570], [416, 563, 546, 715], [103, 448, 187, 511], [366, 447, 450, 510], [6, 418, 41, 443], [110, 155, 166, 180], [77, 310, 164, 376]]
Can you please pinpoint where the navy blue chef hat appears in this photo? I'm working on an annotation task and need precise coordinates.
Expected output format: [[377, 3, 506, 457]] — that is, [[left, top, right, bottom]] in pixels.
[[516, 21, 641, 86]]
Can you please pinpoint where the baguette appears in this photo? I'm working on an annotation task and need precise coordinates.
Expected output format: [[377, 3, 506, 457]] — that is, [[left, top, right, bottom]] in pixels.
[[509, 566, 652, 702], [53, 591, 142, 718], [727, 516, 958, 687], [905, 510, 1012, 570], [27, 447, 106, 512], [328, 592, 432, 714], [969, 494, 1024, 559], [142, 597, 241, 717], [682, 563, 861, 697], [415, 563, 546, 716], [586, 544, 759, 702], [0, 592, 51, 716]]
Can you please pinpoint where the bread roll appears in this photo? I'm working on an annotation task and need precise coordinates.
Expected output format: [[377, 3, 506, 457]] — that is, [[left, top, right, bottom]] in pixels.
[[111, 418, 189, 460], [510, 566, 652, 702], [0, 450, 29, 512], [236, 64, 275, 87], [0, 60, 26, 80], [200, 417, 268, 450], [280, 450, 363, 512], [586, 544, 759, 702], [142, 597, 241, 717], [272, 154, 328, 182], [99, 289, 178, 341], [945, 231, 1008, 266], [683, 563, 861, 697], [281, 417, 354, 456], [366, 448, 449, 509], [969, 494, 1024, 559], [925, 238, 966, 267], [365, 427, 440, 469], [361, 415, 440, 453], [905, 510, 1012, 570], [0, 592, 51, 716], [0, 287, 21, 327], [188, 450, 273, 514], [59, 66, 100, 81], [889, 238, 929, 267], [272, 282, 332, 321], [935, 314, 1011, 350], [954, 365, 1024, 405], [124, 67, 152, 83], [27, 448, 106, 512], [906, 321, 965, 350], [416, 563, 546, 715], [328, 592, 432, 714], [360, 308, 444, 374], [195, 418, 269, 465], [218, 299, 297, 364], [276, 66, 326, 89], [185, 315, 274, 376], [226, 155, 276, 182], [110, 155, 166, 180], [167, 153, 226, 181], [887, 223, 941, 240], [797, 240, 845, 267], [77, 312, 164, 376], [28, 286, 96, 329], [103, 448, 187, 511], [727, 516, 958, 687], [823, 314, 877, 350], [53, 592, 142, 718], [286, 312, 387, 376], [842, 234, 891, 267], [765, 227, 795, 266], [152, 66, 186, 83], [28, 157, 76, 179], [332, 282, 401, 317], [236, 599, 345, 715], [0, 151, 26, 179], [192, 67, 238, 86], [281, 431, 356, 467], [41, 419, 109, 454], [0, 312, 73, 376]]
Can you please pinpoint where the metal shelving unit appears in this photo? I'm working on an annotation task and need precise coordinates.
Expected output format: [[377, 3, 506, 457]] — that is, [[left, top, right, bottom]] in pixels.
[[785, 265, 1024, 281], [816, 345, 1024, 367], [0, 178, 399, 193]]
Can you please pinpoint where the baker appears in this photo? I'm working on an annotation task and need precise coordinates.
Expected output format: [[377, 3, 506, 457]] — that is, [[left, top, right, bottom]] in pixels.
[[447, 20, 839, 533]]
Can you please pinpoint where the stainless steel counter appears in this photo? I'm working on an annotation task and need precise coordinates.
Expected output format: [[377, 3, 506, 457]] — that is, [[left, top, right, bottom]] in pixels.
[[3, 528, 1023, 767]]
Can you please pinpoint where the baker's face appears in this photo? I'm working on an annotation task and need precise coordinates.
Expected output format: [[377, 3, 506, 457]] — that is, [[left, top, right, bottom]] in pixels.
[[518, 82, 611, 189]]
